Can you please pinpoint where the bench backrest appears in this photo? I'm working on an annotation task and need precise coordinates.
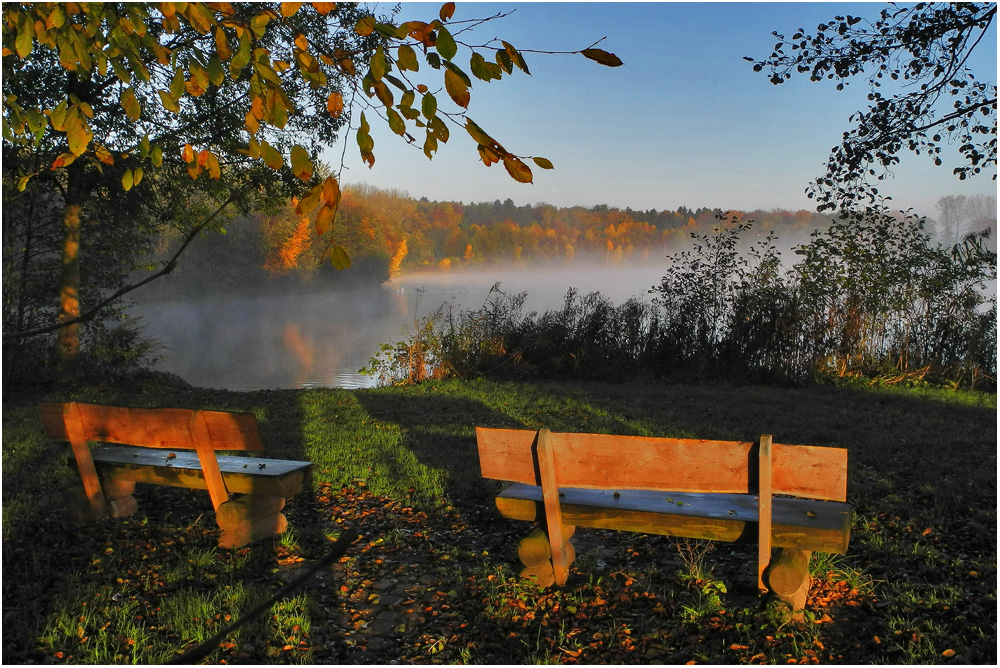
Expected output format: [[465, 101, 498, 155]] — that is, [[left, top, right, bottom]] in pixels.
[[39, 403, 262, 452], [39, 402, 262, 518], [476, 427, 847, 502]]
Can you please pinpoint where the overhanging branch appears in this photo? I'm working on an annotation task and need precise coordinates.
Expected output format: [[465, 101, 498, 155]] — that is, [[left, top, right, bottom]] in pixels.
[[2, 191, 239, 342]]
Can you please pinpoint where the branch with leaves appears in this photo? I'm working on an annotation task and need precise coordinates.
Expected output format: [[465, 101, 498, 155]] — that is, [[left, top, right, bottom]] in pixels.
[[746, 2, 996, 212]]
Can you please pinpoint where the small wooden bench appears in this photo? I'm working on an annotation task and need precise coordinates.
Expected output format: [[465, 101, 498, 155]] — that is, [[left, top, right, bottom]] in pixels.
[[476, 427, 853, 611], [40, 402, 313, 549]]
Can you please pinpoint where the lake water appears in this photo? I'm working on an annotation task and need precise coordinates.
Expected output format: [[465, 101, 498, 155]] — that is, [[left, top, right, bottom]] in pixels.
[[131, 264, 668, 390]]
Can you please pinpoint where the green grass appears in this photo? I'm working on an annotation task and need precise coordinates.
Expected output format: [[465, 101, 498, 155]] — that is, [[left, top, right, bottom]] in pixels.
[[2, 376, 996, 664]]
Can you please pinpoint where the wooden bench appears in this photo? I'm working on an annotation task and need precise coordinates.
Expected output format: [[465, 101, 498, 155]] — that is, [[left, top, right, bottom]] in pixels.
[[40, 402, 313, 549], [476, 427, 852, 611]]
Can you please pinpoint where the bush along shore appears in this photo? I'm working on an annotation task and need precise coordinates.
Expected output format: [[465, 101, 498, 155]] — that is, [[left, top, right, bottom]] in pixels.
[[3, 374, 995, 664]]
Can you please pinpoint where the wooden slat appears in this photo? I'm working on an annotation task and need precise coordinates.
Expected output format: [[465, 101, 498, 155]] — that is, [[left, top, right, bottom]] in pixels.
[[190, 411, 230, 511], [64, 403, 108, 520], [758, 434, 773, 593], [83, 445, 311, 498], [496, 484, 852, 554], [537, 429, 571, 586], [477, 428, 847, 501], [39, 403, 262, 452]]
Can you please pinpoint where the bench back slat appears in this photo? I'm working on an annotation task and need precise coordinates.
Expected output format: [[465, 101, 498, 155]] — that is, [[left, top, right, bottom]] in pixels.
[[476, 427, 847, 502], [39, 403, 263, 452]]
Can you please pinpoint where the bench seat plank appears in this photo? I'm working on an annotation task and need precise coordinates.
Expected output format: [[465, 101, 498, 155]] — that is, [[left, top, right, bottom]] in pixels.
[[84, 445, 312, 498], [496, 483, 851, 554]]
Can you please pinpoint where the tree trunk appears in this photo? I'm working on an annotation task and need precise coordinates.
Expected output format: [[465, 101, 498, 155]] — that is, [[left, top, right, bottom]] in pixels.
[[57, 162, 85, 369]]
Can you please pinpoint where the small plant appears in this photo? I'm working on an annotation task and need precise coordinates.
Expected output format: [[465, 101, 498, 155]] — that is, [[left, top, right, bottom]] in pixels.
[[668, 536, 716, 581]]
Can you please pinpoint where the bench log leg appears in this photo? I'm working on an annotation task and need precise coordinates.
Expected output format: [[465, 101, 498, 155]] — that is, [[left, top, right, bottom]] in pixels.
[[517, 525, 575, 587], [765, 548, 812, 614], [103, 478, 138, 519], [216, 495, 287, 549]]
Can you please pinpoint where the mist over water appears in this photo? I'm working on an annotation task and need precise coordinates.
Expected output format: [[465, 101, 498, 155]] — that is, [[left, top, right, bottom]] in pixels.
[[132, 262, 670, 390]]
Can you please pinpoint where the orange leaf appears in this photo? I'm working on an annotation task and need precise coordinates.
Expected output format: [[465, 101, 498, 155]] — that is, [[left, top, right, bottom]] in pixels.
[[439, 2, 455, 22], [182, 143, 195, 163], [503, 155, 532, 183], [321, 175, 340, 206], [94, 144, 114, 165], [326, 91, 343, 117], [315, 202, 334, 236], [312, 2, 336, 15], [280, 2, 302, 17], [197, 149, 210, 167], [581, 48, 623, 67]]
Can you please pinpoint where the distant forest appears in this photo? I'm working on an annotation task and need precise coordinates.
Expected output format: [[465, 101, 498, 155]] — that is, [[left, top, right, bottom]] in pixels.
[[144, 184, 840, 297]]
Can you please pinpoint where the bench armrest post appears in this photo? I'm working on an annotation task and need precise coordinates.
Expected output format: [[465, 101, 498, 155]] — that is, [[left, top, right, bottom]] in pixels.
[[537, 428, 571, 586], [190, 411, 230, 512], [65, 403, 109, 520], [758, 434, 773, 593]]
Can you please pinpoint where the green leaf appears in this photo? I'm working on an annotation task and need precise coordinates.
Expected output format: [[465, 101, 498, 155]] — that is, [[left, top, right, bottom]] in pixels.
[[370, 45, 387, 81], [581, 49, 623, 67], [170, 67, 185, 99], [259, 141, 283, 170], [290, 144, 313, 182], [151, 144, 162, 167], [15, 13, 34, 59], [435, 26, 457, 60], [387, 107, 405, 135], [465, 118, 492, 146], [532, 156, 554, 169], [421, 92, 437, 120], [470, 52, 493, 81], [397, 44, 419, 72], [207, 54, 225, 85], [426, 52, 441, 69], [330, 244, 352, 270], [429, 115, 449, 142]]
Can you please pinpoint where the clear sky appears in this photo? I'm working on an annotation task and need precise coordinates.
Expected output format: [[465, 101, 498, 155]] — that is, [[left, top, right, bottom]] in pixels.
[[323, 2, 998, 219]]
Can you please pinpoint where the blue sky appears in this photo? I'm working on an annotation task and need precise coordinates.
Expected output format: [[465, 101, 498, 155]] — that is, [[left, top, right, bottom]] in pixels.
[[324, 2, 997, 218]]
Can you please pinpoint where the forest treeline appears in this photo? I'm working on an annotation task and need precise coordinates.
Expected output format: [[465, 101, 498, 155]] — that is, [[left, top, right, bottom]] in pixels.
[[144, 184, 837, 297]]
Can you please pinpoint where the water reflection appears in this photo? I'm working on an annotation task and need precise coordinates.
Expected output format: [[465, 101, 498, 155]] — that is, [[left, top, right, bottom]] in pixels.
[[132, 265, 666, 390]]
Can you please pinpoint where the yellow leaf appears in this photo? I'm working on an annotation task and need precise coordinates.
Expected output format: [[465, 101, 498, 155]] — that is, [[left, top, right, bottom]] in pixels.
[[95, 144, 114, 165], [51, 152, 77, 169], [64, 111, 92, 156], [326, 91, 343, 118], [133, 166, 144, 185], [17, 175, 31, 191], [120, 87, 141, 121], [206, 152, 221, 179], [444, 69, 469, 108], [290, 144, 313, 182], [281, 2, 302, 17], [532, 156, 554, 170], [294, 33, 308, 50], [16, 12, 34, 59], [122, 169, 134, 191], [185, 3, 214, 34], [355, 15, 376, 37], [330, 244, 351, 270], [245, 109, 260, 134], [295, 186, 322, 215], [315, 202, 334, 236]]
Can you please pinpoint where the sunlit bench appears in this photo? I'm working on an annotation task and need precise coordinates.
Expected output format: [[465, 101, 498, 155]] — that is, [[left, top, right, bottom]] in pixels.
[[40, 402, 312, 549], [476, 427, 852, 612]]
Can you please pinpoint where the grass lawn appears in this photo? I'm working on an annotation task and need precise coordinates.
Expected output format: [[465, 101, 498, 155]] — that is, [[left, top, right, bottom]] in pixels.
[[2, 375, 996, 664]]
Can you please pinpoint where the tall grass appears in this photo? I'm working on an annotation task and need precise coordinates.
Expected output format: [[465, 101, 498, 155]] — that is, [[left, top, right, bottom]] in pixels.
[[366, 211, 996, 390]]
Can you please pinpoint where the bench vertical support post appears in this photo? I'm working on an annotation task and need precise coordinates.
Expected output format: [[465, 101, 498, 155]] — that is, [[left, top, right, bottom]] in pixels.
[[65, 403, 109, 520], [537, 428, 571, 586], [190, 411, 230, 512], [758, 434, 773, 593]]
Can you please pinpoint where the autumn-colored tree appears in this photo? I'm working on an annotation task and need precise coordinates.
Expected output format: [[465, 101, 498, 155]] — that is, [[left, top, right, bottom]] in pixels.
[[2, 1, 621, 371]]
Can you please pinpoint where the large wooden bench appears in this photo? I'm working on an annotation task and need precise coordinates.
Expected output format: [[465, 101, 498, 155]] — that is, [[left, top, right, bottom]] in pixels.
[[40, 402, 313, 549], [476, 427, 852, 611]]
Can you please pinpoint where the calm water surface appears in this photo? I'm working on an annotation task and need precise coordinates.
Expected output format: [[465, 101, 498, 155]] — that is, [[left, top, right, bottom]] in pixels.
[[132, 265, 667, 390]]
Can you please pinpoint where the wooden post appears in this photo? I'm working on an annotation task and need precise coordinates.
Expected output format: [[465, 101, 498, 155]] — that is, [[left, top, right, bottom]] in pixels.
[[537, 428, 571, 586], [216, 496, 287, 549], [758, 434, 773, 593], [64, 403, 108, 520], [189, 411, 229, 512], [518, 525, 576, 568], [765, 548, 812, 613]]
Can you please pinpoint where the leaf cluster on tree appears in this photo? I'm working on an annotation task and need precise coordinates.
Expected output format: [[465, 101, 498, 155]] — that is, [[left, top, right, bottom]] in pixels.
[[1, 1, 621, 373]]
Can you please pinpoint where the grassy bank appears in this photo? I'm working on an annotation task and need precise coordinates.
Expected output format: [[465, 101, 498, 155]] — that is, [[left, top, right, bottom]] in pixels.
[[3, 377, 996, 664]]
